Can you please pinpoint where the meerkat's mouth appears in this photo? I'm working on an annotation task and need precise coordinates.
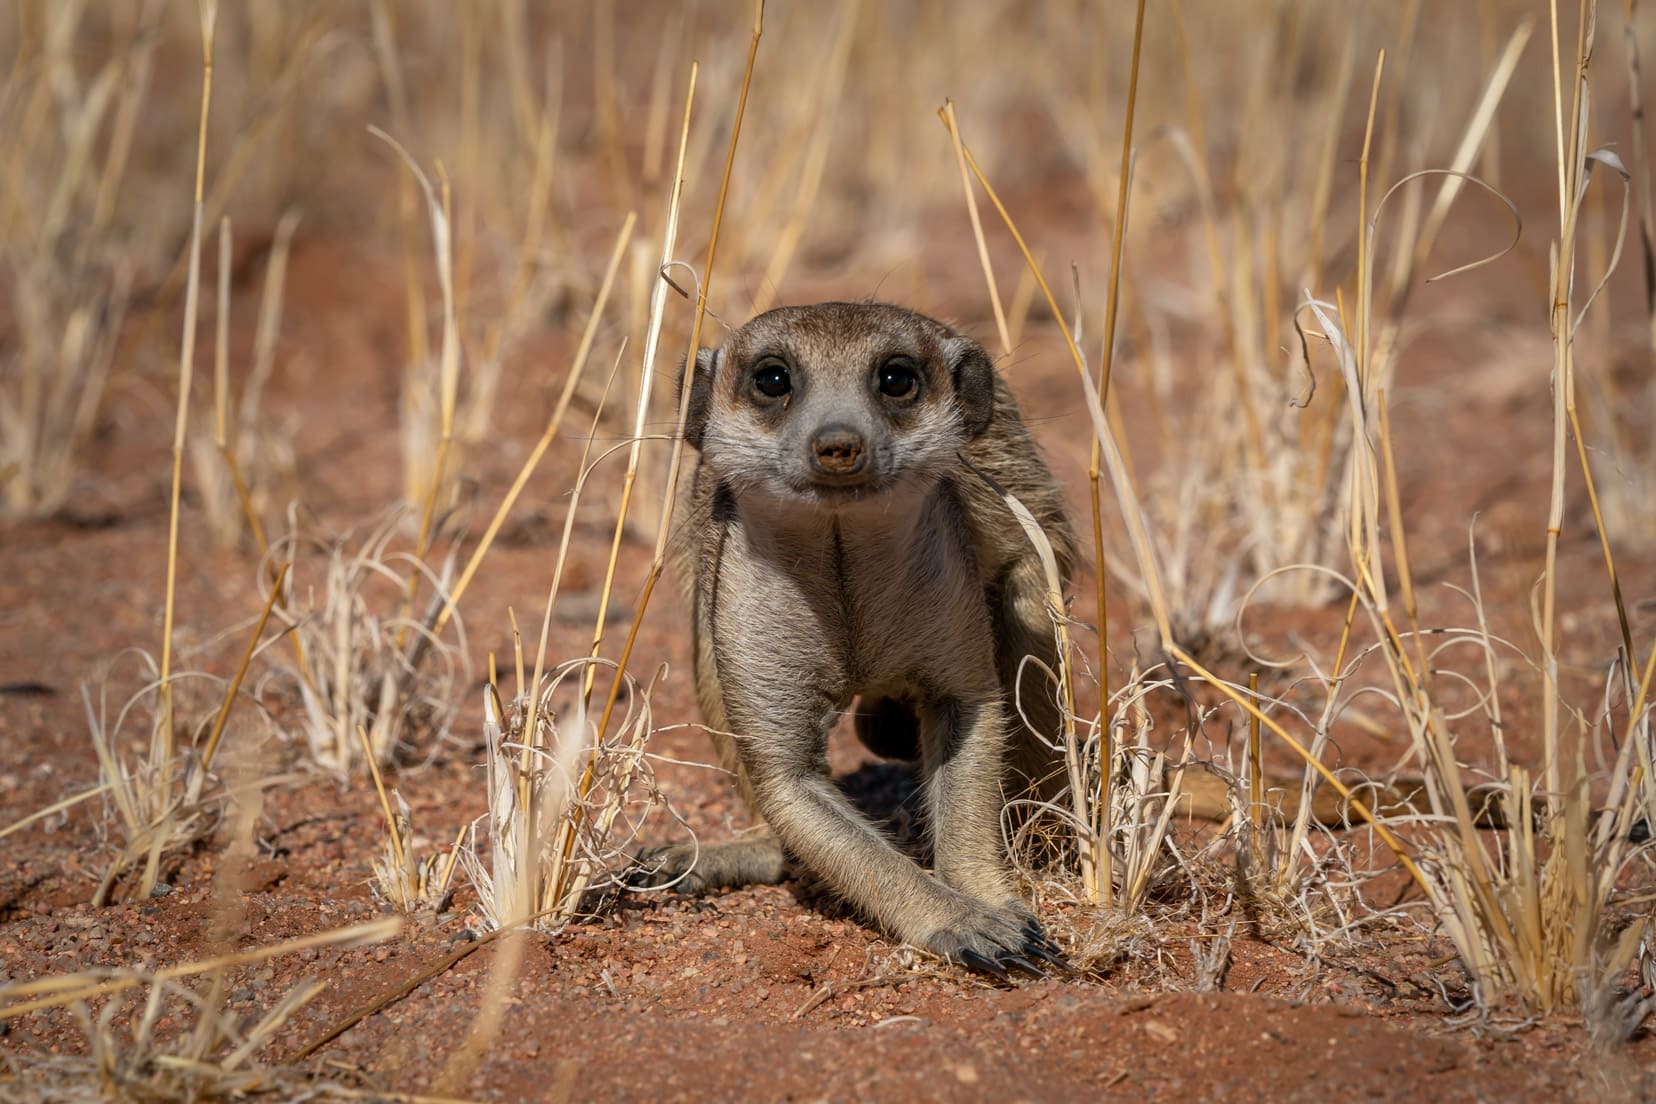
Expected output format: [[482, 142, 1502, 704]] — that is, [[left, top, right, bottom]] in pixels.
[[791, 471, 950, 513], [799, 478, 880, 499], [806, 470, 877, 489], [786, 471, 899, 504]]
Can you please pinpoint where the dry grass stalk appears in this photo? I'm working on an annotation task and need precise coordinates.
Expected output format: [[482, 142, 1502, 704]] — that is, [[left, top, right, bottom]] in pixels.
[[941, 100, 1011, 358], [1085, 7, 1149, 866], [578, 59, 700, 709], [0, 919, 399, 1023], [190, 211, 301, 551], [1101, 668, 1189, 911], [158, 0, 219, 763], [367, 126, 464, 679]]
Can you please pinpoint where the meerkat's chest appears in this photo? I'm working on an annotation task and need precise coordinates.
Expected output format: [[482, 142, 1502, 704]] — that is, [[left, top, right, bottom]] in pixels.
[[713, 499, 995, 693]]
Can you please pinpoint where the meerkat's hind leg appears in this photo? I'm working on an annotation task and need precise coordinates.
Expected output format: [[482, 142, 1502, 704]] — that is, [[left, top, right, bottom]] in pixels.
[[628, 831, 788, 894], [987, 556, 1078, 878]]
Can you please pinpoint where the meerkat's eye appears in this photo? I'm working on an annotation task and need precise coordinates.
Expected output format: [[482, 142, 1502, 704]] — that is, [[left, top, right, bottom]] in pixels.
[[752, 360, 791, 399], [877, 358, 919, 399]]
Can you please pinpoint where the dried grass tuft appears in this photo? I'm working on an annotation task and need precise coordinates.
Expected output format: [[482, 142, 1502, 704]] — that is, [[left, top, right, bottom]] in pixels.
[[268, 511, 470, 772], [461, 657, 660, 932], [0, 919, 398, 1103], [84, 559, 289, 906], [360, 723, 464, 914]]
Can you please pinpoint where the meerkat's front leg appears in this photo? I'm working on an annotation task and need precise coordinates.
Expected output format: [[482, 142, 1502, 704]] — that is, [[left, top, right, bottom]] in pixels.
[[922, 693, 1017, 905], [731, 691, 1049, 975], [920, 693, 1064, 978]]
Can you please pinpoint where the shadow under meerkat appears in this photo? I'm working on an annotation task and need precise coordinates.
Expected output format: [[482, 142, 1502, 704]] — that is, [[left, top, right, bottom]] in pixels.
[[633, 302, 1076, 978]]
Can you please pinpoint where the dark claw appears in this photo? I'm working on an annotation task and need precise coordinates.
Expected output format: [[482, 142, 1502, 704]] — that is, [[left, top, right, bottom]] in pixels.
[[1000, 954, 1046, 980], [1024, 941, 1072, 973], [1022, 919, 1064, 958], [624, 849, 679, 890], [624, 859, 660, 888], [958, 947, 1011, 981]]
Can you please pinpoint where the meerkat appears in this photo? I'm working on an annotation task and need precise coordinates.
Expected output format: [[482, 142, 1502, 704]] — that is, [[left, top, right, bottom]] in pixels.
[[637, 301, 1078, 978]]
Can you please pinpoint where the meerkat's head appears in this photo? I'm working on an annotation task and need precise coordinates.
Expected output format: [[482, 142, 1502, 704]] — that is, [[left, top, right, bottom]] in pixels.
[[683, 302, 996, 509]]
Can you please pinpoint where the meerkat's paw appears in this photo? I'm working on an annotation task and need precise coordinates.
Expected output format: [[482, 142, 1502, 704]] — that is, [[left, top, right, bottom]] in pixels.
[[628, 835, 787, 894], [922, 898, 1070, 980]]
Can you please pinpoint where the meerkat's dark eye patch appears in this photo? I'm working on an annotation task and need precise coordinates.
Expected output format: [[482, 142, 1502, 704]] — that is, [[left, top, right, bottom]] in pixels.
[[752, 358, 792, 400], [876, 356, 920, 400]]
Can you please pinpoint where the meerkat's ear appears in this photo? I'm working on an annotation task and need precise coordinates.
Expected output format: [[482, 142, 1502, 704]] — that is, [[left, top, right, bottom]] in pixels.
[[947, 336, 996, 438], [680, 347, 718, 448]]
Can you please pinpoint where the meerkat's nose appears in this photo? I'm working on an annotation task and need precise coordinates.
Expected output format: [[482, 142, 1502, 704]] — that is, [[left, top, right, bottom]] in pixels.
[[810, 425, 866, 475]]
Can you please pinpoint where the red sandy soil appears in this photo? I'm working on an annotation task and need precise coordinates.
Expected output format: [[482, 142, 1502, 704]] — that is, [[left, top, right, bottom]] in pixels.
[[4, 206, 1656, 1102]]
